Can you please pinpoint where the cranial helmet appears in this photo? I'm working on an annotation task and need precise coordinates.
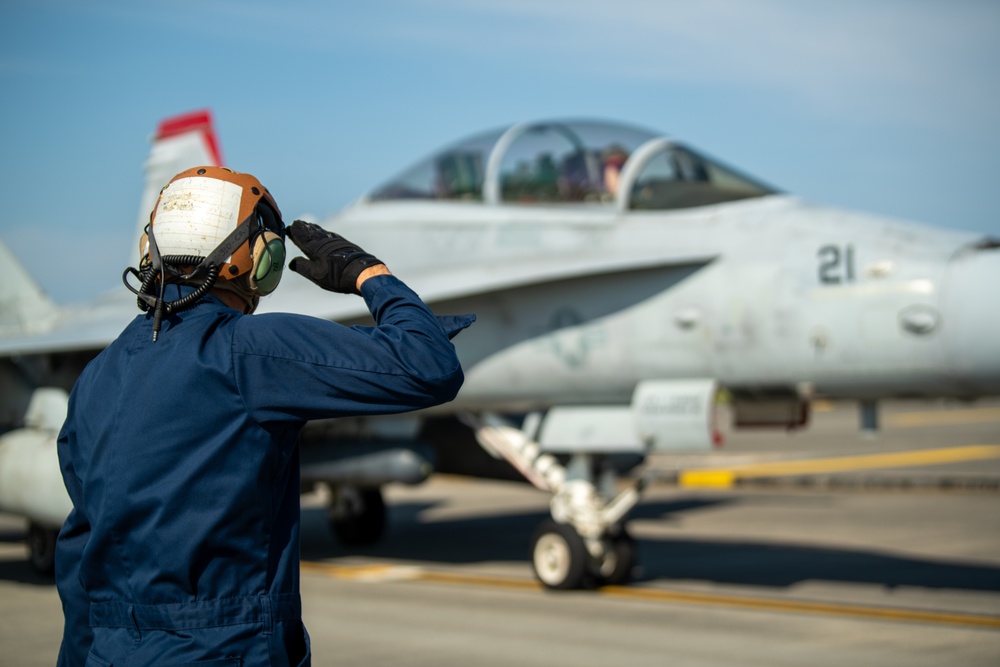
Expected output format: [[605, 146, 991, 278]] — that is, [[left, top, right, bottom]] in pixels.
[[146, 166, 286, 294], [126, 166, 286, 339]]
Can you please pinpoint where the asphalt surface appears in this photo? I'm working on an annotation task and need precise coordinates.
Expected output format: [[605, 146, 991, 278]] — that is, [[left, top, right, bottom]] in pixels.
[[1, 398, 998, 666]]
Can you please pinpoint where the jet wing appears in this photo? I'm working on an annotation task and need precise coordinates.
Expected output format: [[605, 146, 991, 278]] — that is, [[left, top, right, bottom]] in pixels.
[[0, 291, 134, 357], [0, 110, 226, 359], [411, 249, 719, 305], [0, 287, 373, 358], [264, 248, 720, 322], [1, 246, 715, 358]]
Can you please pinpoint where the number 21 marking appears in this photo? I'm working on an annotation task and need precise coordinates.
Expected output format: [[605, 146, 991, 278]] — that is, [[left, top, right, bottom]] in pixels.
[[818, 244, 855, 284]]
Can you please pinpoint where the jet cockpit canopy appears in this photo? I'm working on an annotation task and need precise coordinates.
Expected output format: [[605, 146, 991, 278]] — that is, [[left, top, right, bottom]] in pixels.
[[367, 119, 778, 211]]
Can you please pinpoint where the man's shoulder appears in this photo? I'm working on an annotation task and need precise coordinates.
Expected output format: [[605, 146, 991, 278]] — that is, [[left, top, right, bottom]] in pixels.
[[232, 310, 339, 347]]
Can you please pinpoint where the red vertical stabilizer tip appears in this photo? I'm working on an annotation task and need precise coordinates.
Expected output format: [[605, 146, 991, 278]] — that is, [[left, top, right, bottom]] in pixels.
[[155, 109, 223, 167]]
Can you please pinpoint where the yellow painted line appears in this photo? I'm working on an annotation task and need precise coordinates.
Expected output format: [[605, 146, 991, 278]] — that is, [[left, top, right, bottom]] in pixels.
[[679, 445, 1000, 488], [300, 561, 421, 582], [301, 561, 1000, 629], [886, 407, 1000, 428], [599, 586, 1000, 630], [302, 560, 539, 591], [418, 570, 541, 591]]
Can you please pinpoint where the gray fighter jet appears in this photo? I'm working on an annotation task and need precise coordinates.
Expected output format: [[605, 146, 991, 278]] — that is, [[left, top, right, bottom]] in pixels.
[[2, 112, 998, 588]]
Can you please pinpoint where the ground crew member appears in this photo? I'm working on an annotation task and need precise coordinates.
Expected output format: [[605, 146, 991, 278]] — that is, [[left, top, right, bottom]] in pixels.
[[55, 166, 472, 666]]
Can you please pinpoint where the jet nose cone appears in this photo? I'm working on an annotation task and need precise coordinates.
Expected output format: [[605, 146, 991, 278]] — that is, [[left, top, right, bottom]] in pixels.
[[942, 243, 1000, 394]]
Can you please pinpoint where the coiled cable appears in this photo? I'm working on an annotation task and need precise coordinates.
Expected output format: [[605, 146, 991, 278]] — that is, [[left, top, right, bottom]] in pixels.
[[122, 255, 219, 341]]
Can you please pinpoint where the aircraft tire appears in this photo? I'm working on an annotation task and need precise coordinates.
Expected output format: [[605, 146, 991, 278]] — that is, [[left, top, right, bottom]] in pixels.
[[328, 487, 386, 546], [530, 519, 587, 590], [599, 529, 637, 586], [27, 522, 57, 575]]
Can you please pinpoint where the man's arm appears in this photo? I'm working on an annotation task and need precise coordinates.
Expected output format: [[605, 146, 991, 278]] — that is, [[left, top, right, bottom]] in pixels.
[[235, 273, 471, 423], [355, 263, 392, 292], [235, 222, 473, 422]]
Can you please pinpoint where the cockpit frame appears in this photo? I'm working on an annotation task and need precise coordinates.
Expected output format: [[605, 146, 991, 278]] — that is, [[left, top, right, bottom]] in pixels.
[[366, 119, 778, 212]]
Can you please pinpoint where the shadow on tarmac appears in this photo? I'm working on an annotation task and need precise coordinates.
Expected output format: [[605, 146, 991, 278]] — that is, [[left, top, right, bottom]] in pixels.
[[0, 557, 53, 586], [301, 497, 1000, 594], [0, 527, 52, 586], [7, 498, 998, 594]]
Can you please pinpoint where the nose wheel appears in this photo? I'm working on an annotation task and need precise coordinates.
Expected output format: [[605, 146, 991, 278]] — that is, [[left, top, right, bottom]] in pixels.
[[530, 519, 638, 590], [599, 527, 637, 586], [531, 520, 588, 590]]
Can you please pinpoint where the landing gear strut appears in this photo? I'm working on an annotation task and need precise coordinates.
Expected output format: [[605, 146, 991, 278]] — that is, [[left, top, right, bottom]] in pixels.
[[463, 412, 643, 590]]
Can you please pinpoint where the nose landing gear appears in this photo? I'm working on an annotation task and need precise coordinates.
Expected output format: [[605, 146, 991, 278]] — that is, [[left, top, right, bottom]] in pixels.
[[463, 412, 644, 590]]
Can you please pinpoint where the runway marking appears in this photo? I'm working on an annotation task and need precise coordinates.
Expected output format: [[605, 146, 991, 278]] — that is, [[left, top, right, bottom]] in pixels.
[[598, 586, 1000, 630], [678, 445, 1000, 488], [886, 406, 1000, 428], [300, 561, 423, 583], [301, 561, 538, 590], [301, 561, 1000, 629]]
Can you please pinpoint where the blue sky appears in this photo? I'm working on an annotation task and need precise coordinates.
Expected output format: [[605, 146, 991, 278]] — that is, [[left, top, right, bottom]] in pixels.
[[1, 0, 998, 303]]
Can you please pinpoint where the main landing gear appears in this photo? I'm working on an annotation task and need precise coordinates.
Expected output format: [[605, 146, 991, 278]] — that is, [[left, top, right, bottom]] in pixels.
[[462, 413, 643, 590], [327, 485, 387, 546], [27, 521, 57, 575]]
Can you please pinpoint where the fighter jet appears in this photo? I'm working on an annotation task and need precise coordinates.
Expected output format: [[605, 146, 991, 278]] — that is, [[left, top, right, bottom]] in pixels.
[[1, 111, 998, 589]]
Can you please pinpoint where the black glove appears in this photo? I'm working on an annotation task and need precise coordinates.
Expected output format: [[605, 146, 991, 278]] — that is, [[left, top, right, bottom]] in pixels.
[[287, 220, 384, 295]]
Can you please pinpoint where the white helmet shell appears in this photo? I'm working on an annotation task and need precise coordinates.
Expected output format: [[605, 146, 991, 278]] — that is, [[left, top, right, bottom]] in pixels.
[[153, 176, 244, 258], [146, 166, 283, 286]]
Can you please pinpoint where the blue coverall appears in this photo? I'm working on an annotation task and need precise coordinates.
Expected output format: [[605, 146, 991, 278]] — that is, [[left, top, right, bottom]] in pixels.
[[55, 276, 471, 666]]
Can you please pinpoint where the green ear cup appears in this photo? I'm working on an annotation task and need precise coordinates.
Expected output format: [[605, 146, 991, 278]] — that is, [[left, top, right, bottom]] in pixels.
[[254, 237, 285, 295]]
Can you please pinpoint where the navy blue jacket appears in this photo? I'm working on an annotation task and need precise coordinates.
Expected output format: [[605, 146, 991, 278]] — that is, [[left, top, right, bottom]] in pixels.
[[56, 276, 470, 666]]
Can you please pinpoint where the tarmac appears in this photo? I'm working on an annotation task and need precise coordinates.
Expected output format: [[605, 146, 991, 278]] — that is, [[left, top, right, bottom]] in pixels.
[[1, 397, 998, 666]]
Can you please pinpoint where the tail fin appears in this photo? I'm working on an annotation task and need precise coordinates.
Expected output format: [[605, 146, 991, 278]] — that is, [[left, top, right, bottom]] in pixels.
[[130, 109, 225, 266], [0, 238, 60, 339], [1, 111, 222, 341]]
